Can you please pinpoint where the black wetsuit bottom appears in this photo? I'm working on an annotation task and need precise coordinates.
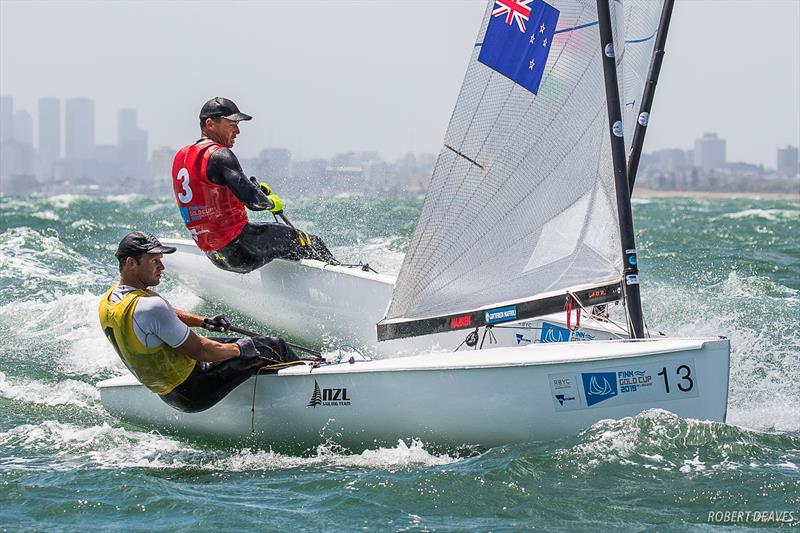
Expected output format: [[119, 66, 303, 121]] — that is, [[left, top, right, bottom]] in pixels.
[[206, 222, 336, 274], [159, 336, 297, 413]]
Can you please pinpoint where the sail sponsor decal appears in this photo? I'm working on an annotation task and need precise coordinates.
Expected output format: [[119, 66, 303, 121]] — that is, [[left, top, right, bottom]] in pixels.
[[478, 0, 560, 95], [306, 380, 351, 408], [548, 359, 699, 411], [450, 314, 472, 329], [485, 305, 517, 324]]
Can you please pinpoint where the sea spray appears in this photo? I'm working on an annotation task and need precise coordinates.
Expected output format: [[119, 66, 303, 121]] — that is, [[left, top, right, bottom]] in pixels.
[[0, 194, 797, 530]]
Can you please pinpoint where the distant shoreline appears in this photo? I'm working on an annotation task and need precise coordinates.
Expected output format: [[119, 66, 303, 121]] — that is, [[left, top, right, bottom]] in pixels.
[[633, 188, 799, 201]]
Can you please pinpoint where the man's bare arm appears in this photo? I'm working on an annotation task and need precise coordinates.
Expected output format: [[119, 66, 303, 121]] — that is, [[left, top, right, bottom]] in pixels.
[[176, 331, 241, 362], [174, 308, 204, 328]]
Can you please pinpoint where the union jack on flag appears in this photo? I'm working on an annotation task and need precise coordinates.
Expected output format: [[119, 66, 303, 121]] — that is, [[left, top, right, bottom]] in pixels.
[[478, 0, 560, 95], [492, 0, 534, 33]]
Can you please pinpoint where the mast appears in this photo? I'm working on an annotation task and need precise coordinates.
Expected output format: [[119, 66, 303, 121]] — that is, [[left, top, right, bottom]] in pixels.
[[627, 0, 676, 192], [596, 0, 645, 338]]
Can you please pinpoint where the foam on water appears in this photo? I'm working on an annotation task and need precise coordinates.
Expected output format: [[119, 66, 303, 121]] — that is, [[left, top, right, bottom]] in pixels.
[[331, 236, 406, 276], [551, 410, 799, 477], [0, 291, 124, 378], [0, 226, 105, 298], [219, 439, 457, 472], [0, 419, 457, 473], [641, 268, 800, 434], [0, 421, 202, 471], [0, 371, 100, 411], [31, 210, 59, 221], [716, 208, 800, 221]]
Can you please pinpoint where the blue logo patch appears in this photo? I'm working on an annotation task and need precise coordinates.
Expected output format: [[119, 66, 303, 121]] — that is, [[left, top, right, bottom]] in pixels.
[[485, 306, 517, 324], [516, 333, 532, 344], [581, 372, 618, 406], [179, 207, 190, 224], [540, 322, 569, 343]]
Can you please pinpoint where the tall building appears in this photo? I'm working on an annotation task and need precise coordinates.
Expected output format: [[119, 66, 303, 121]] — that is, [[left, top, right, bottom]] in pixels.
[[776, 145, 798, 176], [117, 108, 148, 179], [0, 95, 13, 142], [38, 97, 61, 166], [65, 98, 95, 159], [694, 133, 726, 170], [12, 110, 33, 146]]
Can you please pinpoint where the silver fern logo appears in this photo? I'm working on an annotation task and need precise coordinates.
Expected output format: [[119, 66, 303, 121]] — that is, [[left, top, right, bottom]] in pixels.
[[306, 380, 351, 407], [307, 380, 322, 408]]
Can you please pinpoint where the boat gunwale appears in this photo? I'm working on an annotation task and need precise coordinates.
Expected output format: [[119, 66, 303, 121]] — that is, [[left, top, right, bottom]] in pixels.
[[97, 337, 728, 389]]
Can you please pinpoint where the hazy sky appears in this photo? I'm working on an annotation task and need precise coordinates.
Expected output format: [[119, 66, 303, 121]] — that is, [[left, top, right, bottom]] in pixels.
[[1, 0, 798, 166]]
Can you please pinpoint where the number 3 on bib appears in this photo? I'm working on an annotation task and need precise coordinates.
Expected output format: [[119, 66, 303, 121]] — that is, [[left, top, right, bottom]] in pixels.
[[176, 168, 193, 203]]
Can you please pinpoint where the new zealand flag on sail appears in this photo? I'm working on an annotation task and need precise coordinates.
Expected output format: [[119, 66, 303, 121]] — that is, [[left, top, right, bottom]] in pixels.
[[478, 0, 560, 95]]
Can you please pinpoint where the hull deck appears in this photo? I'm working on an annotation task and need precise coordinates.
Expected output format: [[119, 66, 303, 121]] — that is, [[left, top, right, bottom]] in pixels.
[[98, 338, 730, 451]]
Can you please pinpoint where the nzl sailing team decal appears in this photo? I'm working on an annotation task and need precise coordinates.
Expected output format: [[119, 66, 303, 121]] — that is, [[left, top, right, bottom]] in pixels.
[[306, 380, 351, 408], [548, 358, 699, 411]]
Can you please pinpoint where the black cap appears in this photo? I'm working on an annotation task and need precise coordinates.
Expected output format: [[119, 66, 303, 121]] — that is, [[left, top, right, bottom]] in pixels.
[[199, 97, 252, 122], [115, 231, 177, 259]]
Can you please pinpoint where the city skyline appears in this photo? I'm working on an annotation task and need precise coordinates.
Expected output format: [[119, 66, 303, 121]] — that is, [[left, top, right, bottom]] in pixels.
[[1, 91, 797, 198], [1, 1, 798, 168], [2, 93, 798, 173]]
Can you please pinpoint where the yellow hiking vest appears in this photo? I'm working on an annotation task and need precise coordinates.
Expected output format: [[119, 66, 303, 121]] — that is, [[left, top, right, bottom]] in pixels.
[[98, 285, 195, 395]]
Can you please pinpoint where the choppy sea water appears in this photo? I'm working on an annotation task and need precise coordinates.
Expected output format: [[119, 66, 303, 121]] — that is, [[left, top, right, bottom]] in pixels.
[[0, 193, 798, 531]]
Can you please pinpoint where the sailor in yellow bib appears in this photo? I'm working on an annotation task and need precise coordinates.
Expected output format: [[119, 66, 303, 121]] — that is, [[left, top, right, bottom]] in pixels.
[[99, 231, 299, 412]]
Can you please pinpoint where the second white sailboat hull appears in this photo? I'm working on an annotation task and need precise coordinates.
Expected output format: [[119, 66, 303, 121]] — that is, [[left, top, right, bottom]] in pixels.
[[160, 238, 627, 357]]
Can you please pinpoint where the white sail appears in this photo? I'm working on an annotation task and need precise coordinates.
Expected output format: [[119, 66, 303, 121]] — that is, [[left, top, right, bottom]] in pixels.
[[620, 0, 665, 153], [382, 0, 628, 328]]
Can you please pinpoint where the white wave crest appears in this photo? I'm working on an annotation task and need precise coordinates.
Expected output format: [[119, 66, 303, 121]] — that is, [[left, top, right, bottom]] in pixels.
[[0, 420, 457, 473], [0, 292, 125, 377], [218, 438, 457, 472], [0, 226, 105, 292], [31, 210, 60, 221], [331, 237, 405, 276], [0, 421, 202, 470], [0, 371, 100, 410], [717, 208, 799, 221]]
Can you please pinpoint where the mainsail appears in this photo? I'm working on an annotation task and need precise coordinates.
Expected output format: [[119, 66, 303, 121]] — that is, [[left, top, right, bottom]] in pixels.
[[379, 0, 638, 340], [619, 0, 666, 155]]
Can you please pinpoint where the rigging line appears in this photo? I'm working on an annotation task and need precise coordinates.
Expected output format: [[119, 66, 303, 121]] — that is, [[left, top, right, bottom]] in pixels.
[[566, 290, 627, 340], [443, 144, 485, 170]]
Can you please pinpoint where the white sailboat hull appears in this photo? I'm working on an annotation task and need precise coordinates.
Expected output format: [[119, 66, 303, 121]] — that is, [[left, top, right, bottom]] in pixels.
[[98, 338, 729, 450], [160, 238, 627, 357]]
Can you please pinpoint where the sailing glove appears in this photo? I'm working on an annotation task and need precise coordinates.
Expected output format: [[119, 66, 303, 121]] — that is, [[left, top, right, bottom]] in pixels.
[[266, 193, 283, 214], [202, 314, 230, 332], [236, 337, 259, 360], [257, 182, 272, 196]]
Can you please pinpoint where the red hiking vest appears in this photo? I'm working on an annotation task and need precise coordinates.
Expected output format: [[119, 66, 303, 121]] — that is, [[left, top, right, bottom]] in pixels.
[[171, 140, 248, 251]]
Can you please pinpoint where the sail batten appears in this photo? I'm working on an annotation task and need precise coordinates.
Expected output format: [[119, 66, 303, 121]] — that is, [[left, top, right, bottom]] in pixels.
[[380, 0, 635, 340]]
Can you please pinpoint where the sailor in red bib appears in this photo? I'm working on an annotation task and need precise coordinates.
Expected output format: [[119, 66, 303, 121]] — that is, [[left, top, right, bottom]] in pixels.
[[171, 97, 334, 273]]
